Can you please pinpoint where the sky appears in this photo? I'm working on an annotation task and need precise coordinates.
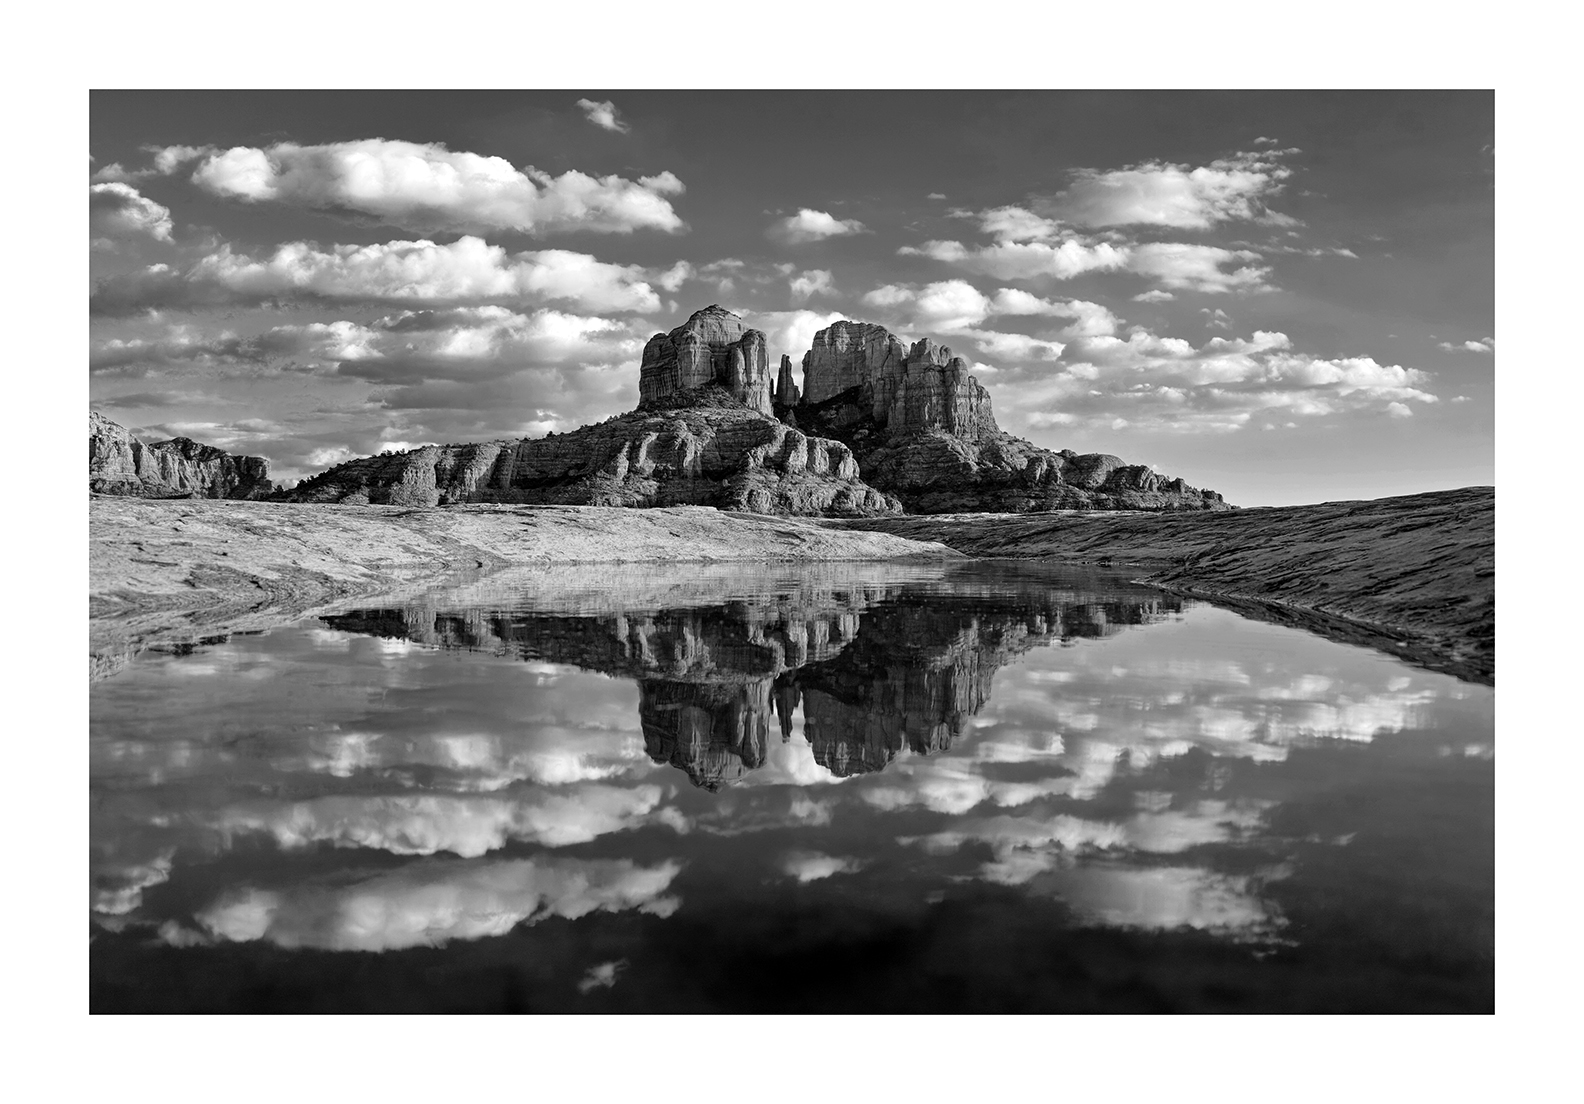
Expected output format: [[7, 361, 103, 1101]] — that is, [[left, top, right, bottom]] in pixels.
[[88, 90, 1493, 505]]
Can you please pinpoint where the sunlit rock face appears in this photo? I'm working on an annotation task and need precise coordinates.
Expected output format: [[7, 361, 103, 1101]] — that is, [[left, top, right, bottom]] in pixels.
[[89, 411, 273, 499], [793, 320, 1228, 514], [321, 576, 1184, 789], [280, 306, 899, 517], [638, 304, 774, 415], [282, 406, 900, 516]]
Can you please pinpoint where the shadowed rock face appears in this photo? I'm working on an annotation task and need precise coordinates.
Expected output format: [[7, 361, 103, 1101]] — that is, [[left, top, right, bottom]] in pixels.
[[320, 574, 1183, 790], [90, 412, 273, 499], [639, 305, 774, 414], [793, 320, 1229, 514]]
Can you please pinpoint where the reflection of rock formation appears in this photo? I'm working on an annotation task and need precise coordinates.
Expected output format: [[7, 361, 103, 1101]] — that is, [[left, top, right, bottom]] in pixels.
[[322, 573, 1182, 789]]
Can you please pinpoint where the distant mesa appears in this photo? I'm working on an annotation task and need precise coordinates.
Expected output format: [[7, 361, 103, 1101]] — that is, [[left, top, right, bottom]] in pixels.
[[93, 303, 1229, 515], [89, 412, 273, 500]]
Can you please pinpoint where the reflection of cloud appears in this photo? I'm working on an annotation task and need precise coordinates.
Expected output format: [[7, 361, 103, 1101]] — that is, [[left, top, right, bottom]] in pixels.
[[92, 850, 174, 915], [909, 801, 1268, 881], [859, 756, 1072, 816], [1053, 867, 1279, 933], [211, 784, 666, 858], [578, 959, 628, 992], [781, 851, 864, 883], [695, 791, 835, 836], [194, 856, 681, 951]]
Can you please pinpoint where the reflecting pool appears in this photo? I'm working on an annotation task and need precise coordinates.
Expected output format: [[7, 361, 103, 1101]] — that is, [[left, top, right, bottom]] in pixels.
[[89, 561, 1493, 1012]]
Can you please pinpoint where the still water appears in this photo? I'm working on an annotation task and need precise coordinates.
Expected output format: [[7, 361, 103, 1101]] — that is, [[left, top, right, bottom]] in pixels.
[[89, 561, 1493, 1012]]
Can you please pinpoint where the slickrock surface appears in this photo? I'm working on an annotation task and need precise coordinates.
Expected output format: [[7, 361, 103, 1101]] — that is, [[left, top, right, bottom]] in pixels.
[[90, 498, 957, 678], [638, 304, 774, 414], [282, 404, 899, 516], [794, 320, 1227, 513], [829, 486, 1494, 684], [90, 412, 273, 499]]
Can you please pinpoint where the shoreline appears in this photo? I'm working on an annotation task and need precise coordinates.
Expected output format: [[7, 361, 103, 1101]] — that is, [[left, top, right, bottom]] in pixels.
[[88, 498, 960, 678], [90, 487, 1494, 685], [827, 486, 1493, 685]]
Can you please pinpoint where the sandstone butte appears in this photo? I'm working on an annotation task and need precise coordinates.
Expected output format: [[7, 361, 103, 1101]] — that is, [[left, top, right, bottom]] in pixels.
[[238, 304, 1229, 516], [89, 411, 273, 500]]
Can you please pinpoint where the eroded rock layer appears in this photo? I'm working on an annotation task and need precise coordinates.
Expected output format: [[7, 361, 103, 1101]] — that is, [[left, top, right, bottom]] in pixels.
[[794, 320, 1228, 513], [90, 412, 273, 499], [282, 404, 900, 517]]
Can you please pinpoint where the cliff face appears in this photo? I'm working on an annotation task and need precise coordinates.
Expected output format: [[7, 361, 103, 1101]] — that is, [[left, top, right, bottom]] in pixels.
[[638, 305, 774, 415], [283, 404, 899, 517], [794, 320, 1229, 513], [90, 412, 273, 499]]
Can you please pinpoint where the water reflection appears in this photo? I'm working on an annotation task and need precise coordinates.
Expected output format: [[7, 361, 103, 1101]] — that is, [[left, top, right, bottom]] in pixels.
[[89, 562, 1494, 1012], [318, 570, 1180, 789]]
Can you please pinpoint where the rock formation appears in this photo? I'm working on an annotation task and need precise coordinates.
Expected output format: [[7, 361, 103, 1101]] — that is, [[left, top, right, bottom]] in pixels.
[[638, 305, 773, 414], [284, 405, 897, 516], [283, 306, 899, 517], [791, 320, 1229, 513], [90, 412, 273, 499]]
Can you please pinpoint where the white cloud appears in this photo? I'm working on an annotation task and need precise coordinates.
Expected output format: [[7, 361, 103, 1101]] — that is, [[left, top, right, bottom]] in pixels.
[[194, 855, 681, 951], [1133, 289, 1175, 303], [769, 208, 868, 245], [90, 182, 173, 241], [164, 139, 683, 235], [991, 326, 1439, 435], [1038, 150, 1297, 229], [743, 309, 849, 363], [899, 238, 1131, 281], [95, 236, 666, 314], [1439, 337, 1494, 353], [1127, 243, 1271, 293], [1386, 401, 1413, 418], [576, 98, 631, 133], [790, 268, 837, 302]]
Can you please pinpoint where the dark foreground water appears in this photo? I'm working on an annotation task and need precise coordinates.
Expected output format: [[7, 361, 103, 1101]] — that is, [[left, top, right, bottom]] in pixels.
[[89, 561, 1493, 1013]]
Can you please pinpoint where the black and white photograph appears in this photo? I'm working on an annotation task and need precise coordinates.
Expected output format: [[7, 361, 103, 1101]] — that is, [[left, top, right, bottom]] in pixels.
[[85, 87, 1497, 1020]]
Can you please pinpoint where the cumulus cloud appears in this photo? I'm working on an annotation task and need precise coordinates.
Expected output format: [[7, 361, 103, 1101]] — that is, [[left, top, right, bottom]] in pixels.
[[90, 182, 173, 242], [900, 237, 1132, 281], [1133, 289, 1175, 303], [91, 236, 666, 315], [1035, 149, 1298, 229], [1127, 243, 1271, 293], [148, 139, 683, 235], [193, 855, 681, 951], [768, 208, 868, 245], [576, 98, 631, 133], [743, 309, 849, 363], [337, 307, 639, 383], [994, 326, 1439, 435], [1439, 337, 1494, 353], [789, 268, 837, 302]]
